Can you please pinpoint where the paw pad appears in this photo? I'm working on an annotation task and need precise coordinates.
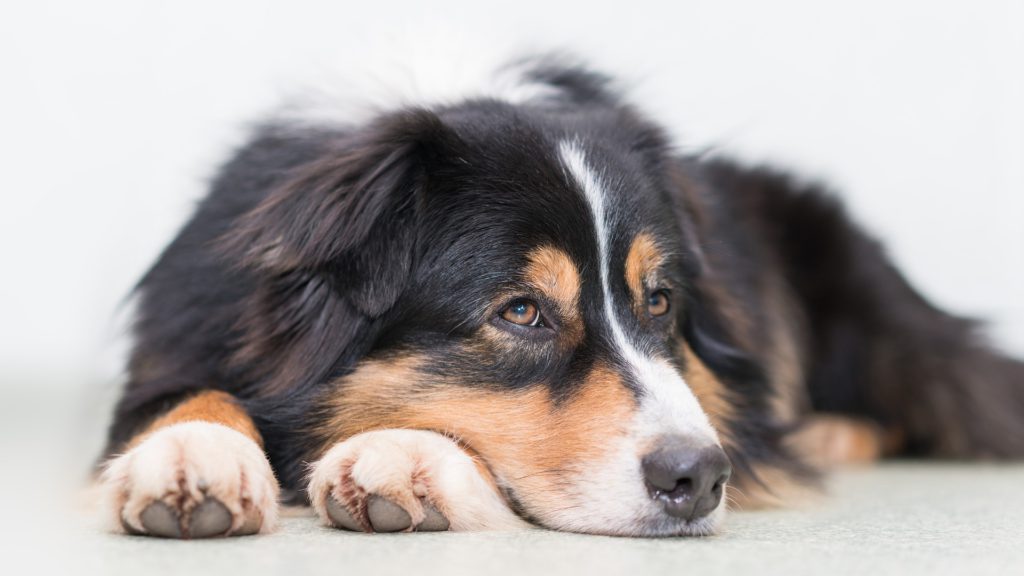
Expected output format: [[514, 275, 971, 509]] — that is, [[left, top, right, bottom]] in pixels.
[[128, 497, 248, 539], [326, 495, 449, 533], [102, 422, 280, 539]]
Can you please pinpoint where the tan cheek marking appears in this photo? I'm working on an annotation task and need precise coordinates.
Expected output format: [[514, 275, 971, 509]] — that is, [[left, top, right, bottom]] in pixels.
[[131, 390, 263, 450], [317, 357, 636, 508], [624, 232, 663, 311], [523, 245, 583, 345], [681, 344, 735, 433]]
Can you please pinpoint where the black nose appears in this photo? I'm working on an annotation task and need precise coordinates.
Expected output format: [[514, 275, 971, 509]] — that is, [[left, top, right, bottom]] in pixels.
[[641, 436, 731, 521]]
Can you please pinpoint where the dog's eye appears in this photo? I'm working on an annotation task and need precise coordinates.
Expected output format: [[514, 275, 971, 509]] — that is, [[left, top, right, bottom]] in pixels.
[[501, 299, 543, 327], [647, 290, 671, 317]]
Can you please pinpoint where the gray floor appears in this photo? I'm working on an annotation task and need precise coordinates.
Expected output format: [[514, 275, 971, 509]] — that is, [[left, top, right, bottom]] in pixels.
[[49, 465, 1024, 575], [2, 386, 1021, 575]]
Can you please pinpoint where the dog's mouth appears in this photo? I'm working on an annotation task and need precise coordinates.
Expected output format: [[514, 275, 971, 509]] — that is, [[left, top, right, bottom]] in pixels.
[[479, 439, 730, 537], [498, 480, 727, 537], [496, 483, 544, 527]]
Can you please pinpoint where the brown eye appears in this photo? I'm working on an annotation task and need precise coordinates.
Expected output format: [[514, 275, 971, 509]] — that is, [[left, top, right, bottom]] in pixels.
[[501, 299, 542, 327], [647, 290, 671, 317]]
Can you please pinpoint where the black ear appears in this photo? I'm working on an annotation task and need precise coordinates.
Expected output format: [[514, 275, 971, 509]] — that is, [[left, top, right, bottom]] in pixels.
[[221, 109, 456, 317], [668, 158, 821, 488], [681, 280, 810, 479], [682, 285, 763, 385]]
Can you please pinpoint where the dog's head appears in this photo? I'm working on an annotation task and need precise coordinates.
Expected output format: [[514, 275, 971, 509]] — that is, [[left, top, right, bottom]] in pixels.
[[224, 62, 782, 536]]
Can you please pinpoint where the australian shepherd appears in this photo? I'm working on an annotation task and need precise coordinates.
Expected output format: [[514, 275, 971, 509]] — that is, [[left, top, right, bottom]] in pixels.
[[98, 55, 1024, 538]]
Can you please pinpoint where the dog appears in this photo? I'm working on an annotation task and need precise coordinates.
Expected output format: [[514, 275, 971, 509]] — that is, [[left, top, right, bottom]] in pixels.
[[98, 55, 1024, 538]]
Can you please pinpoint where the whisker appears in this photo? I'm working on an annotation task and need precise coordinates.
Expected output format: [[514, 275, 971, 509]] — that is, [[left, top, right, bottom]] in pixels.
[[510, 468, 576, 481]]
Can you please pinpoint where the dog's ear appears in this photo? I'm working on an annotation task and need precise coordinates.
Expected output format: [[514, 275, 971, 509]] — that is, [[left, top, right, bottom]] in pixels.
[[678, 226, 796, 483], [681, 284, 763, 384], [666, 159, 765, 385], [221, 109, 457, 317], [666, 158, 816, 487]]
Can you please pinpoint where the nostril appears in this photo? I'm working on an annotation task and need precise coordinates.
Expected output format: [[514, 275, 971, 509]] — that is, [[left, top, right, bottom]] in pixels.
[[650, 476, 695, 500], [709, 476, 727, 500], [673, 477, 693, 494]]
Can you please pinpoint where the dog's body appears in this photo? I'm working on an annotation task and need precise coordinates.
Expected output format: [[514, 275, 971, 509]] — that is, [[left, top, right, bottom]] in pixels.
[[100, 57, 1024, 538]]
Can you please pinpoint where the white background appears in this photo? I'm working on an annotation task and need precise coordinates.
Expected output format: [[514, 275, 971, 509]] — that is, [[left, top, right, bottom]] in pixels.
[[2, 0, 1023, 388]]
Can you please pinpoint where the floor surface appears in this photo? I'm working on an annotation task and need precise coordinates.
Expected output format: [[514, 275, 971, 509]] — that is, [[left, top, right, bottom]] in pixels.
[[1, 386, 1021, 575], [45, 465, 1024, 576]]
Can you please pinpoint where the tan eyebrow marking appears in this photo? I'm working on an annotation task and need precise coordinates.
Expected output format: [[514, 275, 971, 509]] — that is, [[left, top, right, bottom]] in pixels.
[[624, 232, 664, 310], [521, 245, 583, 345], [524, 245, 581, 310]]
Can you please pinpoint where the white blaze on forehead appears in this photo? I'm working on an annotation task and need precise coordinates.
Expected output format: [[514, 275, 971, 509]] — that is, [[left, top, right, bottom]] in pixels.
[[557, 140, 718, 442]]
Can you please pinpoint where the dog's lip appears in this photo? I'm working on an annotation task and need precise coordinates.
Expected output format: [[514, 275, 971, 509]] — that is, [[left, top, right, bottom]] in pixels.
[[532, 513, 723, 538], [496, 482, 545, 527], [435, 430, 724, 536], [623, 512, 724, 538], [500, 475, 724, 537], [436, 431, 545, 527]]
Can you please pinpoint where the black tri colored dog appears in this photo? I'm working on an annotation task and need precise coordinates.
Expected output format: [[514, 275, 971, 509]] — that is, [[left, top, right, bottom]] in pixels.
[[98, 56, 1024, 538]]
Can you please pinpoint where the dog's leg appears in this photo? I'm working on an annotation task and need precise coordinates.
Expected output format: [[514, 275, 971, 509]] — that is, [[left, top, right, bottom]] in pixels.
[[308, 429, 528, 532], [99, 391, 280, 538], [787, 414, 891, 467]]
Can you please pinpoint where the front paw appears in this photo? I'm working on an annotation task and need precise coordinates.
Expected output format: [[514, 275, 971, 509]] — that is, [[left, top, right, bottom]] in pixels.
[[308, 429, 526, 532], [100, 422, 280, 538]]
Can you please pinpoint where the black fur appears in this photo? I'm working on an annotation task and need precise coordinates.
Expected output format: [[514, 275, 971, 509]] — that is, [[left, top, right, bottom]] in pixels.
[[105, 58, 1024, 508], [702, 161, 1024, 457]]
